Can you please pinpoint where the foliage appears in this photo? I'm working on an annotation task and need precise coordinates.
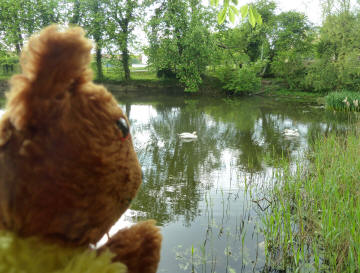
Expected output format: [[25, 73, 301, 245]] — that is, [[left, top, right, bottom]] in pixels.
[[306, 9, 360, 92], [104, 0, 142, 81], [271, 49, 308, 89], [269, 11, 314, 89], [0, 0, 62, 53], [146, 0, 217, 92], [304, 59, 339, 92], [325, 91, 360, 111], [264, 131, 360, 272], [211, 0, 262, 26], [216, 61, 265, 94], [70, 0, 108, 81]]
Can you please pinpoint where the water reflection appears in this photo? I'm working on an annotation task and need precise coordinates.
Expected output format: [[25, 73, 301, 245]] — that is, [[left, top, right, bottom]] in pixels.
[[112, 95, 353, 273]]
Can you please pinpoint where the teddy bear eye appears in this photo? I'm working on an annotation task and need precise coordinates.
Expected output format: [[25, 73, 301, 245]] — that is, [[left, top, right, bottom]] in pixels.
[[116, 117, 129, 137]]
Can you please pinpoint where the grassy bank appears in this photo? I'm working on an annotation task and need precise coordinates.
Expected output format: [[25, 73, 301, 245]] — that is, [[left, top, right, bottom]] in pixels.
[[263, 129, 360, 272]]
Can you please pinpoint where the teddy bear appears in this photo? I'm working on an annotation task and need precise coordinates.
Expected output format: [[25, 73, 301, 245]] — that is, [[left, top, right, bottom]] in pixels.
[[0, 25, 162, 273]]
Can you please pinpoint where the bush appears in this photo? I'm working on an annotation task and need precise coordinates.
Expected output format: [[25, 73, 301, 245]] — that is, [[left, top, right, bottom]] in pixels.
[[304, 60, 338, 92], [0, 53, 19, 76], [305, 50, 360, 92], [271, 50, 307, 89], [325, 90, 360, 111], [216, 61, 265, 94]]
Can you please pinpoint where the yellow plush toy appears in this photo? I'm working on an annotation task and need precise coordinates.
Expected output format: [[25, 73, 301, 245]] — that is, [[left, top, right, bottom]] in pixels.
[[0, 25, 161, 273]]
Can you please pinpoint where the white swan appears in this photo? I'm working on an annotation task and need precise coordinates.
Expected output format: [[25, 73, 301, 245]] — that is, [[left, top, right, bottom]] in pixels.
[[178, 131, 198, 139], [283, 129, 299, 137]]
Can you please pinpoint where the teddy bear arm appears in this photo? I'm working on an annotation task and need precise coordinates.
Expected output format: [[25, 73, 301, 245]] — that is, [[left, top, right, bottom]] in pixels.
[[98, 220, 162, 273]]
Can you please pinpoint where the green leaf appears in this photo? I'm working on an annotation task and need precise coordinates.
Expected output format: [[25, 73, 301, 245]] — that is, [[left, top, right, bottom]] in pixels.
[[249, 6, 256, 27], [229, 8, 235, 23], [224, 0, 230, 6], [230, 5, 239, 16], [210, 0, 215, 6], [254, 8, 263, 25], [218, 7, 227, 24], [240, 4, 248, 19], [231, 0, 238, 5]]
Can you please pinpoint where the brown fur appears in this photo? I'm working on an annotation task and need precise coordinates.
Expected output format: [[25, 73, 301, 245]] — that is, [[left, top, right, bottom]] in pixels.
[[0, 25, 161, 272]]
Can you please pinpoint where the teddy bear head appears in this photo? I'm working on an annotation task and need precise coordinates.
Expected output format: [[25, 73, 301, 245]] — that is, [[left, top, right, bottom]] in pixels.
[[0, 25, 142, 246]]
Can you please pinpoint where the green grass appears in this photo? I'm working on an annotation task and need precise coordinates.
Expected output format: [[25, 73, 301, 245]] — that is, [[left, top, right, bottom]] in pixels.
[[263, 129, 360, 272], [0, 74, 11, 80], [268, 88, 322, 98], [130, 71, 158, 81], [326, 91, 360, 111]]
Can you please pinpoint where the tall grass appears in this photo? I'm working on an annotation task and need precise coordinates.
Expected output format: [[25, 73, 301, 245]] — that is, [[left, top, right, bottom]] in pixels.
[[326, 91, 360, 111], [263, 129, 360, 272]]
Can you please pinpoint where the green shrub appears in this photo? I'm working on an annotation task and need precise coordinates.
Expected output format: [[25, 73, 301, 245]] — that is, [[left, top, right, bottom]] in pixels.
[[271, 50, 307, 89], [305, 51, 360, 92], [216, 61, 264, 94], [305, 60, 339, 92], [325, 91, 360, 111]]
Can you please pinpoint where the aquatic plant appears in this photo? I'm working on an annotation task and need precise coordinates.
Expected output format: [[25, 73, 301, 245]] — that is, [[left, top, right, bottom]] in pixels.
[[325, 91, 360, 112], [263, 130, 360, 272]]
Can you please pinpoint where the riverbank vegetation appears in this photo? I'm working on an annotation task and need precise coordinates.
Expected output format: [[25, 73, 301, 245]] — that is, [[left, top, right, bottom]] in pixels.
[[1, 0, 360, 95], [326, 91, 360, 111], [263, 128, 360, 272]]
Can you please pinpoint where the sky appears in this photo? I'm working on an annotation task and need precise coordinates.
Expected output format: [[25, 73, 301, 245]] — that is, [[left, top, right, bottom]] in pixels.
[[275, 0, 358, 25], [276, 0, 323, 25]]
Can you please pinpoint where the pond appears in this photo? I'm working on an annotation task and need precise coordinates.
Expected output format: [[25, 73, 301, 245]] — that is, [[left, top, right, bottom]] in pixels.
[[94, 94, 355, 273]]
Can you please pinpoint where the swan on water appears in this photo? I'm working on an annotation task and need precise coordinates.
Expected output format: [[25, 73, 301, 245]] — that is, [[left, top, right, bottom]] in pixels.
[[178, 131, 198, 139], [283, 129, 299, 137]]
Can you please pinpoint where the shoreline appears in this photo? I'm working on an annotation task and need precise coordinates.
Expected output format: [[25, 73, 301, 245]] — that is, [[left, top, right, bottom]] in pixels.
[[0, 79, 324, 102], [0, 79, 226, 98]]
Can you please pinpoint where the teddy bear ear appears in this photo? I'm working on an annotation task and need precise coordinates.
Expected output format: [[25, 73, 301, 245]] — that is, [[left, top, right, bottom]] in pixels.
[[5, 25, 93, 130], [21, 25, 93, 89]]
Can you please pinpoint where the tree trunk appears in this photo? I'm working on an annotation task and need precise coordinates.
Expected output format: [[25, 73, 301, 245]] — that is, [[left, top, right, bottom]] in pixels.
[[70, 0, 81, 25], [122, 51, 130, 81], [15, 29, 23, 54], [15, 43, 22, 55], [121, 34, 130, 81], [125, 103, 131, 119], [95, 44, 104, 82]]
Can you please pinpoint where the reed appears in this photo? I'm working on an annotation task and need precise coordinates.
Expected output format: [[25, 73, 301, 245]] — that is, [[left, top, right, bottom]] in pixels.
[[325, 91, 360, 111], [263, 130, 360, 272]]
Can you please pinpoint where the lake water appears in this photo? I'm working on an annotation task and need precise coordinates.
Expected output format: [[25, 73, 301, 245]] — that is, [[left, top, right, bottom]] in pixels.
[[1, 94, 350, 273], [96, 94, 353, 273]]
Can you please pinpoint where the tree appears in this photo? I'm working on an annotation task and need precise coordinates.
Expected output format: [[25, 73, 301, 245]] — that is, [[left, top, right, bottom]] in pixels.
[[147, 0, 217, 92], [269, 11, 315, 88], [306, 6, 360, 91], [71, 0, 107, 81], [0, 0, 62, 54], [105, 0, 141, 81]]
